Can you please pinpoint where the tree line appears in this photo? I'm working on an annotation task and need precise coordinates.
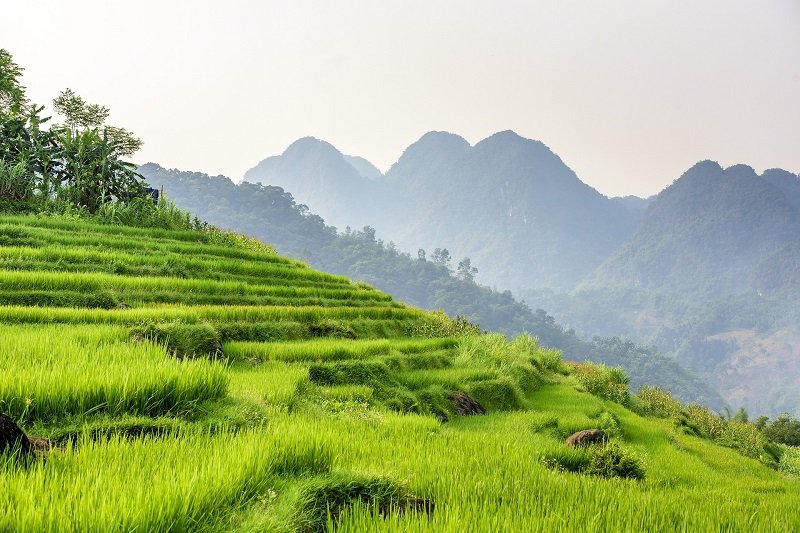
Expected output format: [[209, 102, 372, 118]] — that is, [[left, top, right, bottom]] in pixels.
[[1, 49, 146, 212]]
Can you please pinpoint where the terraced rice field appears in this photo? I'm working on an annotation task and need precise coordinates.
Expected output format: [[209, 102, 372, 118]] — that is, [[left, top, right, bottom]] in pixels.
[[1, 215, 799, 532]]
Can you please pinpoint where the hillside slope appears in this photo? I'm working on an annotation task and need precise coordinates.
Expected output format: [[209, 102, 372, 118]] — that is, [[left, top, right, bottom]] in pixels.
[[1, 214, 799, 531], [140, 162, 723, 408]]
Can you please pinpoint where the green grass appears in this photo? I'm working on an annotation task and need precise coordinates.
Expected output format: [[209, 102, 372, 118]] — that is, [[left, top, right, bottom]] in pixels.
[[226, 338, 457, 363], [0, 426, 331, 532], [2, 213, 799, 532], [0, 324, 227, 422]]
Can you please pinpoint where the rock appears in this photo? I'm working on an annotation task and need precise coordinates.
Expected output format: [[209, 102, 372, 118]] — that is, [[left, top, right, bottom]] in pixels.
[[565, 429, 608, 448], [27, 436, 55, 455], [212, 341, 226, 362], [405, 495, 435, 515], [0, 412, 33, 457], [450, 391, 486, 416]]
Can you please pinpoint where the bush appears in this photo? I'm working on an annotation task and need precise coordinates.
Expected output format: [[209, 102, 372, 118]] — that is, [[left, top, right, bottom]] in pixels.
[[131, 321, 222, 359], [759, 414, 800, 446], [779, 446, 800, 477], [406, 310, 480, 338], [595, 411, 623, 439], [683, 404, 725, 440], [585, 443, 645, 480], [466, 378, 525, 411], [567, 362, 631, 405], [635, 386, 683, 418]]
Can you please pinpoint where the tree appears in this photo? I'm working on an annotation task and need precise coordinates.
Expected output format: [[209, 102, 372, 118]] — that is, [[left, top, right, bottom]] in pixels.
[[51, 89, 144, 211], [456, 257, 478, 281], [52, 88, 109, 131], [0, 49, 27, 115], [431, 247, 451, 268]]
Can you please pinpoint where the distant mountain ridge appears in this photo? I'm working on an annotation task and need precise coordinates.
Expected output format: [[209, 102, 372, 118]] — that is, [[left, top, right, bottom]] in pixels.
[[244, 137, 375, 230], [530, 161, 800, 417], [584, 161, 800, 299], [246, 130, 640, 290]]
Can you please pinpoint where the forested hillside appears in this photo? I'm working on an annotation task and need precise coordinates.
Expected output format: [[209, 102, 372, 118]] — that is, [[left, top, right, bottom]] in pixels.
[[140, 163, 721, 407]]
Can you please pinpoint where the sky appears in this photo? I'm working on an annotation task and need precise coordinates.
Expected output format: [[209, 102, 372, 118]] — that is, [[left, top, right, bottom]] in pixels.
[[4, 0, 799, 197]]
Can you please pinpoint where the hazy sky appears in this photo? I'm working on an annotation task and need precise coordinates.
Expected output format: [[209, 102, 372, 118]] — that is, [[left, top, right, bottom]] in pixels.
[[4, 0, 799, 197]]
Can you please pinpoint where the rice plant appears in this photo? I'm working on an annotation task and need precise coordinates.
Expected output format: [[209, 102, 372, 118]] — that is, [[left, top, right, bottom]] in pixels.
[[0, 324, 228, 422]]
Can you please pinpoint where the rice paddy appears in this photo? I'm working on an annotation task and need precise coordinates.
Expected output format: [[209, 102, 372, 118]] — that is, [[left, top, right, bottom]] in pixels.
[[1, 214, 798, 532]]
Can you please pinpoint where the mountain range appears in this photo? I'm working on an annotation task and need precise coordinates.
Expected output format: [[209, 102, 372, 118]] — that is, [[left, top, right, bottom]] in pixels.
[[245, 131, 640, 290], [148, 131, 800, 417]]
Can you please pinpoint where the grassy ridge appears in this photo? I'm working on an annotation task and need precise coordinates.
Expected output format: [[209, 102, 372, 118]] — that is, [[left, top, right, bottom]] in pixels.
[[1, 214, 799, 532], [0, 324, 227, 423]]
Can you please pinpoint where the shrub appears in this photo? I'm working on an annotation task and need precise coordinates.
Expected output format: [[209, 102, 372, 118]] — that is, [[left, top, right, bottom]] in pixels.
[[406, 310, 480, 338], [595, 411, 623, 439], [759, 414, 800, 446], [131, 321, 221, 359], [683, 404, 725, 440], [466, 378, 525, 411], [567, 362, 631, 405], [635, 386, 683, 418], [779, 446, 800, 477], [585, 443, 645, 480]]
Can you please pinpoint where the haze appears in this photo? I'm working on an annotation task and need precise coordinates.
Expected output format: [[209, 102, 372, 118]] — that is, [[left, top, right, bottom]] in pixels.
[[4, 0, 799, 197]]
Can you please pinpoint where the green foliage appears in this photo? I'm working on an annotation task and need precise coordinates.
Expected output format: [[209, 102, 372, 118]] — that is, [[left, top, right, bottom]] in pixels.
[[567, 362, 631, 405], [633, 387, 785, 468], [634, 386, 683, 418], [406, 310, 480, 338], [0, 51, 148, 214], [584, 442, 645, 480], [296, 474, 409, 531], [778, 446, 800, 477], [0, 159, 34, 201], [0, 324, 227, 423], [308, 361, 390, 387], [0, 49, 27, 115], [466, 377, 525, 411], [682, 404, 725, 440], [758, 414, 800, 446], [131, 321, 222, 359]]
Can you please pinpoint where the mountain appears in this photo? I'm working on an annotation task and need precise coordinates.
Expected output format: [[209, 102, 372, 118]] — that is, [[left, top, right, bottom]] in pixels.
[[612, 195, 654, 214], [762, 168, 800, 212], [343, 154, 383, 180], [584, 161, 800, 299], [244, 137, 375, 230], [526, 161, 800, 417], [245, 131, 639, 290], [379, 130, 639, 289]]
